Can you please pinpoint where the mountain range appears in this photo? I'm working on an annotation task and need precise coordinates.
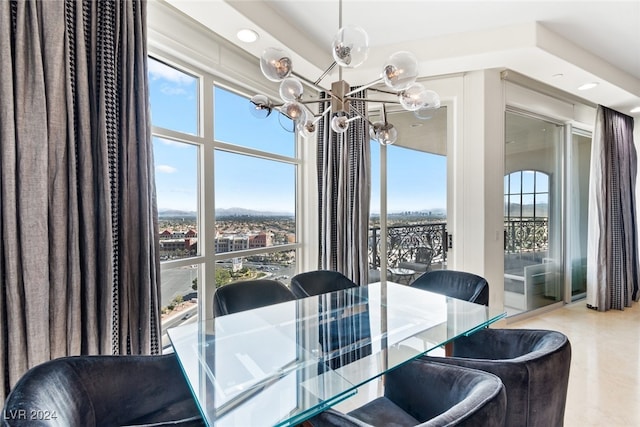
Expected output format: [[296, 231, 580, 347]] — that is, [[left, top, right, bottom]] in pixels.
[[158, 207, 294, 218]]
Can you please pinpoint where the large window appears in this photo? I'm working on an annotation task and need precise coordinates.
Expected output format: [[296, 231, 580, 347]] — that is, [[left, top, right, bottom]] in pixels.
[[212, 86, 298, 289], [148, 57, 300, 347], [368, 107, 448, 284]]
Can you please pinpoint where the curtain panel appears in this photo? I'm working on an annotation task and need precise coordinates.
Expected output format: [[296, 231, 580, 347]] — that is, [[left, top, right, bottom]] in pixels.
[[586, 105, 640, 311], [317, 89, 371, 285], [0, 0, 160, 401]]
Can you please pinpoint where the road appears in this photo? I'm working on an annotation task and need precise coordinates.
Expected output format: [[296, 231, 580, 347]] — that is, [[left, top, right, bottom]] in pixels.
[[160, 262, 296, 308], [161, 266, 198, 307], [160, 262, 296, 350]]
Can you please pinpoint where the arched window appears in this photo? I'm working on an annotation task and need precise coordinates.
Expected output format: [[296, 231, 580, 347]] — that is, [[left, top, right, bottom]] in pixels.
[[504, 170, 550, 256]]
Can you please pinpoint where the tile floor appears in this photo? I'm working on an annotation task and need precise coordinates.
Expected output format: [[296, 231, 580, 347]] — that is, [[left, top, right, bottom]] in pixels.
[[335, 300, 640, 426]]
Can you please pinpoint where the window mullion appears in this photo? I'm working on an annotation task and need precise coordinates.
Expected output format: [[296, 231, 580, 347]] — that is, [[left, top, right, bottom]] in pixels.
[[201, 74, 216, 321]]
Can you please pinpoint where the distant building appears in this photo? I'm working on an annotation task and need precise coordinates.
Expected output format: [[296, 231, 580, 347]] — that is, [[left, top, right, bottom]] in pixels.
[[215, 237, 230, 253], [159, 230, 173, 239], [249, 232, 271, 248], [215, 235, 249, 253], [159, 238, 197, 254]]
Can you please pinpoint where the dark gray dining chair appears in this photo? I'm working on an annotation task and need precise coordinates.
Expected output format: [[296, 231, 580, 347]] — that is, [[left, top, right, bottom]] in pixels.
[[1, 354, 203, 426], [307, 359, 507, 427], [290, 270, 358, 299], [421, 328, 571, 427], [290, 270, 369, 370], [212, 278, 295, 317], [410, 270, 489, 306]]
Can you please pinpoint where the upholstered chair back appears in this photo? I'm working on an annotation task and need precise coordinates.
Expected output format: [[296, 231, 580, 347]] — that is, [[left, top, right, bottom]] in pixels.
[[2, 355, 203, 426], [307, 359, 507, 427], [422, 328, 571, 427], [290, 270, 358, 299], [410, 270, 489, 306], [212, 279, 295, 317]]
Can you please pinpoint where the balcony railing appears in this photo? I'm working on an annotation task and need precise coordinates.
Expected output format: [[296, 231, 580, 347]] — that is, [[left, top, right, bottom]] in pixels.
[[504, 218, 549, 254], [368, 218, 549, 272], [369, 222, 447, 270]]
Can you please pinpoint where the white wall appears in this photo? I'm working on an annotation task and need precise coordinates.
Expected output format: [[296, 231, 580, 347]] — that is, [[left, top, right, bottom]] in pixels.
[[458, 70, 506, 309]]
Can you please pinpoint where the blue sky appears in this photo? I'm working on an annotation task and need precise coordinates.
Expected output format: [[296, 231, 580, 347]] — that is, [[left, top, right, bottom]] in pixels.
[[148, 57, 446, 215]]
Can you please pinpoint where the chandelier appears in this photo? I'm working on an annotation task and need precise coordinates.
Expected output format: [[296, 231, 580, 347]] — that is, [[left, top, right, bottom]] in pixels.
[[249, 0, 440, 146]]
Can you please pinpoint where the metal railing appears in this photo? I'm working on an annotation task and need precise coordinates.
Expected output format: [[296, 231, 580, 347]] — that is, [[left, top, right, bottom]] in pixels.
[[504, 218, 549, 254], [368, 218, 549, 271], [369, 222, 447, 270]]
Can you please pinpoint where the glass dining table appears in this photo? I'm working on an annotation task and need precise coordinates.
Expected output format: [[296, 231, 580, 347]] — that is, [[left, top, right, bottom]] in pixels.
[[167, 281, 506, 427]]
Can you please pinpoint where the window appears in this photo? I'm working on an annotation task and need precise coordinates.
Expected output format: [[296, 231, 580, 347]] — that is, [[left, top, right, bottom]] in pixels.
[[148, 57, 301, 348], [368, 108, 448, 283], [212, 86, 298, 290], [504, 170, 550, 256]]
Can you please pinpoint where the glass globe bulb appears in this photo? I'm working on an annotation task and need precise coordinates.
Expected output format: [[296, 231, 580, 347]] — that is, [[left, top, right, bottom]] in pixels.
[[370, 122, 397, 145], [382, 51, 419, 91], [249, 94, 273, 118], [278, 112, 294, 133], [414, 108, 434, 120], [420, 89, 441, 110], [400, 83, 432, 111], [332, 25, 369, 68], [281, 101, 306, 125], [260, 47, 292, 82], [331, 115, 350, 134], [377, 126, 398, 146], [298, 120, 316, 138], [279, 77, 304, 102]]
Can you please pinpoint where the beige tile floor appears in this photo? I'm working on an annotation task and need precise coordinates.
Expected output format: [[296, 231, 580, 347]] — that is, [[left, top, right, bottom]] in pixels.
[[335, 301, 640, 426], [508, 301, 640, 427]]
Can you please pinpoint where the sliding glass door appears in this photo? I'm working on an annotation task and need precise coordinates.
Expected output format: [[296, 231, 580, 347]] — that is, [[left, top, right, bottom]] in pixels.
[[503, 111, 564, 315], [567, 130, 592, 299]]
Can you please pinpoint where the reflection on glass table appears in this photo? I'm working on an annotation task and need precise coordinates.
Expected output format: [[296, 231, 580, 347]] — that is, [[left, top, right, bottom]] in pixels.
[[167, 281, 506, 427]]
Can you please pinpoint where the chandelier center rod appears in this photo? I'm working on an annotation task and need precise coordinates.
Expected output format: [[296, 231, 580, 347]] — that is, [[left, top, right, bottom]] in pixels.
[[338, 0, 343, 82]]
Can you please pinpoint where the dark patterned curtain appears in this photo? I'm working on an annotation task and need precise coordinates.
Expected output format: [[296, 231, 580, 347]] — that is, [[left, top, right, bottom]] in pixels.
[[0, 0, 160, 401], [317, 89, 370, 285], [586, 105, 639, 310]]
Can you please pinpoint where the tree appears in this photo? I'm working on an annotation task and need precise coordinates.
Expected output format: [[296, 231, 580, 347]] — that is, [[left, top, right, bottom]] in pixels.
[[215, 268, 231, 288]]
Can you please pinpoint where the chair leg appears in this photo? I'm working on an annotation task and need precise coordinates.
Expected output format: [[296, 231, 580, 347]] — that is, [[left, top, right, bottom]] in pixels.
[[444, 342, 453, 356]]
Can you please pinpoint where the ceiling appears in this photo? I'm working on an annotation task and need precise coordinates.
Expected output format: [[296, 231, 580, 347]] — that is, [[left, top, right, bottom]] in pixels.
[[165, 0, 640, 117]]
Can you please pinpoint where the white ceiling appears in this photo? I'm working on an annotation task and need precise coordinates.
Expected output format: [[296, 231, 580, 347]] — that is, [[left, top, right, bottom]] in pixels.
[[165, 0, 640, 117]]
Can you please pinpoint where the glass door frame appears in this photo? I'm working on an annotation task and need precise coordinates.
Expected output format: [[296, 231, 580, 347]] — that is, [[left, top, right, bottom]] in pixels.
[[564, 125, 593, 302], [503, 107, 567, 315], [372, 99, 455, 283]]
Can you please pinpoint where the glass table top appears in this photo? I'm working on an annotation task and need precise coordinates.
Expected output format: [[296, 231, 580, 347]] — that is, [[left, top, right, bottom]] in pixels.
[[168, 281, 506, 427]]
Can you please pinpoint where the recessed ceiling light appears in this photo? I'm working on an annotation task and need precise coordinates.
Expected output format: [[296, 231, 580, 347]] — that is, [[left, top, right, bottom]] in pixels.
[[578, 82, 599, 91], [236, 29, 259, 43], [630, 106, 640, 113]]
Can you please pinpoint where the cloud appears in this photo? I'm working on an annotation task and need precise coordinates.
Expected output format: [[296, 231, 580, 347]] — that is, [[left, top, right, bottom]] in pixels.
[[156, 165, 178, 174], [155, 138, 192, 148], [160, 84, 188, 96], [148, 59, 195, 86]]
